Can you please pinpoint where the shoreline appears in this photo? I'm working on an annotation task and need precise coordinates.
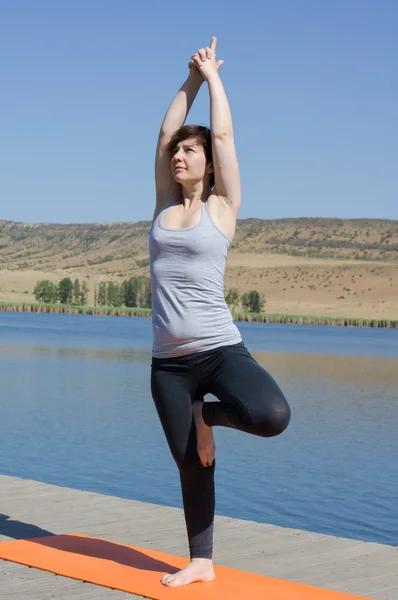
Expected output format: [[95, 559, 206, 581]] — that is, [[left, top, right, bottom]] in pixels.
[[1, 300, 396, 328]]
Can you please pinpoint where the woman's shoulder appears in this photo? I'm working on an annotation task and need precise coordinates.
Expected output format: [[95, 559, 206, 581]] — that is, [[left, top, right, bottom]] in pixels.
[[152, 193, 182, 224]]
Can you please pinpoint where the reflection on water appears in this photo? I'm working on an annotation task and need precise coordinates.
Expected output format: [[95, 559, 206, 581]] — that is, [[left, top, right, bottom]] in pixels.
[[0, 312, 397, 546], [1, 344, 397, 387], [253, 351, 398, 387], [0, 344, 151, 364]]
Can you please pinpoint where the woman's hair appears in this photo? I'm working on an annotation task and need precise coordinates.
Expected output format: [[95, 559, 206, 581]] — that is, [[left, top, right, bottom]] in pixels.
[[167, 125, 215, 188]]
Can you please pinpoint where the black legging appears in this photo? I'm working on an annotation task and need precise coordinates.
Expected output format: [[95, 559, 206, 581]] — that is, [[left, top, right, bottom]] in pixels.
[[151, 341, 291, 559]]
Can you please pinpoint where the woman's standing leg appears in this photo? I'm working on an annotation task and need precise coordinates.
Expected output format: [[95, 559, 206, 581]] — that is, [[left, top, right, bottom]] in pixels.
[[151, 361, 216, 586]]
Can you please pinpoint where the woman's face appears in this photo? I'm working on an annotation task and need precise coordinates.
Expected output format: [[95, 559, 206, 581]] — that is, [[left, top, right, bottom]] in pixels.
[[170, 137, 210, 184]]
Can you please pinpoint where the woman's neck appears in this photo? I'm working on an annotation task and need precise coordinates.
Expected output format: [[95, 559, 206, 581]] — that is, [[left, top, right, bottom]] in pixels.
[[181, 186, 210, 209]]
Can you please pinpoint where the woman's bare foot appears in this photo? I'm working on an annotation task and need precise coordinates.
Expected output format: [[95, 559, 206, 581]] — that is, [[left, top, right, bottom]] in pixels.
[[161, 558, 216, 587], [192, 400, 216, 467]]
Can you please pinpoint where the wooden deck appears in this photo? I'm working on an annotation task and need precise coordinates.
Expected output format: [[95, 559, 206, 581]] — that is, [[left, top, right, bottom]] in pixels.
[[0, 475, 396, 599]]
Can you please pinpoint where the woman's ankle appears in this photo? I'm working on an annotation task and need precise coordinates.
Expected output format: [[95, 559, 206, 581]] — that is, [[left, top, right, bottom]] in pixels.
[[190, 557, 213, 564]]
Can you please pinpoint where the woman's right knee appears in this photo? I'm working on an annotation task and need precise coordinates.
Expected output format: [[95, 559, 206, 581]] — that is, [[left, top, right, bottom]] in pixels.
[[250, 391, 291, 437], [268, 398, 291, 436]]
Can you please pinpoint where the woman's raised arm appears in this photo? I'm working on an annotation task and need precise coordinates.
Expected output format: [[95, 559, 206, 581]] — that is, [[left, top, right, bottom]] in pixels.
[[191, 37, 241, 213], [155, 68, 203, 207]]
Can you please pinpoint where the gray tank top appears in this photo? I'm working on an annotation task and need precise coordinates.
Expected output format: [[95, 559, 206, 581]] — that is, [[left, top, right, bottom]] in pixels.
[[149, 201, 242, 358]]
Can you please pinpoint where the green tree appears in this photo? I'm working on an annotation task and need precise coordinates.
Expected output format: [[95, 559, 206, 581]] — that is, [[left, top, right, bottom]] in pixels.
[[225, 287, 240, 311], [33, 280, 44, 302], [33, 280, 58, 303], [241, 292, 250, 312], [142, 278, 152, 308], [73, 279, 81, 304], [240, 290, 265, 312], [79, 280, 89, 305], [247, 290, 265, 313], [136, 277, 152, 308], [58, 278, 73, 304], [97, 282, 107, 306], [122, 276, 151, 308], [107, 282, 121, 306], [122, 278, 138, 307]]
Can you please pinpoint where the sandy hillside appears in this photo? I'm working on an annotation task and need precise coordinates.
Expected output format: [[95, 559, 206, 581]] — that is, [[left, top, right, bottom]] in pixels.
[[0, 217, 397, 320]]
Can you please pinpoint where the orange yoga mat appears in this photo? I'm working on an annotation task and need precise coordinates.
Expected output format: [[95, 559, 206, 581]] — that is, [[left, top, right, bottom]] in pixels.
[[0, 534, 371, 600]]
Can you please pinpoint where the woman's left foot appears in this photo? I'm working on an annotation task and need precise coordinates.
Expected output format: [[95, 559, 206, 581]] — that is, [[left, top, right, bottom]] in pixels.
[[161, 558, 216, 587], [192, 400, 216, 467]]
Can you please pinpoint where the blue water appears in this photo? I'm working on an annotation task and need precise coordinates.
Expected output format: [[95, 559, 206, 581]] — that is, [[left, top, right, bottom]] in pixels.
[[0, 311, 397, 546]]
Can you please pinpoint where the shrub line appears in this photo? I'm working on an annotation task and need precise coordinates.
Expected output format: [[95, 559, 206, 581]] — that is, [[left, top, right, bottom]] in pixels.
[[0, 302, 396, 328]]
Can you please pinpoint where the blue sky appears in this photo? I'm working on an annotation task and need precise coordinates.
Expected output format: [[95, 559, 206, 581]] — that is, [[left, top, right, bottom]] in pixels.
[[1, 0, 396, 224]]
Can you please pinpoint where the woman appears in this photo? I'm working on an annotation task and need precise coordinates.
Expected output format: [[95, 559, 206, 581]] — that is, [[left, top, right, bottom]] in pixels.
[[149, 37, 291, 587]]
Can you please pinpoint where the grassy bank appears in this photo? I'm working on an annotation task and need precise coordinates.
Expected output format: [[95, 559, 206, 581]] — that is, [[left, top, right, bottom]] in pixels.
[[0, 301, 151, 318], [0, 301, 396, 328]]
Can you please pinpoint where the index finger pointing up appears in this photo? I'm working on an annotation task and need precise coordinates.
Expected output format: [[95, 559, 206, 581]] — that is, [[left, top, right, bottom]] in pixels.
[[210, 36, 217, 51]]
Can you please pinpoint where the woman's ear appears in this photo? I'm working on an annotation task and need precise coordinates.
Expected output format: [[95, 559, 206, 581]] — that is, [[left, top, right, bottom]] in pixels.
[[206, 161, 214, 174]]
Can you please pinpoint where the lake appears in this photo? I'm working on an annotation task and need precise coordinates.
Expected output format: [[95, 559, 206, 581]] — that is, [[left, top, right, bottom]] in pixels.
[[0, 311, 397, 546]]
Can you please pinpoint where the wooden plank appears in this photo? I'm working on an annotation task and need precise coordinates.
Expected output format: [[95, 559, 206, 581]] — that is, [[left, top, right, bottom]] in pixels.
[[0, 475, 397, 600]]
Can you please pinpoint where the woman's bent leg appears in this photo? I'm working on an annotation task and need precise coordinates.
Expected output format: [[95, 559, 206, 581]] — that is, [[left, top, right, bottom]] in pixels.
[[151, 364, 215, 559], [203, 344, 291, 437]]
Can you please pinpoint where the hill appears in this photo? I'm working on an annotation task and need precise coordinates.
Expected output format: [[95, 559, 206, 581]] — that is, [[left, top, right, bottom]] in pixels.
[[1, 217, 397, 320]]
